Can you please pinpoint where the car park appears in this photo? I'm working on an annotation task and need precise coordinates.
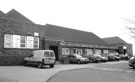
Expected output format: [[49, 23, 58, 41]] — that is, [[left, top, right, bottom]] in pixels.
[[67, 54, 89, 64], [128, 56, 135, 68], [83, 54, 102, 63], [24, 50, 56, 68]]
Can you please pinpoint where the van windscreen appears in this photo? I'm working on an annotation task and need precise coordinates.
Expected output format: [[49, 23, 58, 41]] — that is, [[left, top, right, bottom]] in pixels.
[[44, 52, 49, 57], [50, 52, 55, 57]]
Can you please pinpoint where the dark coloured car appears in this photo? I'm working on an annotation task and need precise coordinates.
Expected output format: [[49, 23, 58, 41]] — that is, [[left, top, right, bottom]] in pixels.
[[107, 53, 116, 61], [83, 54, 102, 63], [119, 54, 129, 60], [67, 54, 89, 64], [128, 56, 135, 68], [100, 56, 108, 62], [107, 53, 120, 61]]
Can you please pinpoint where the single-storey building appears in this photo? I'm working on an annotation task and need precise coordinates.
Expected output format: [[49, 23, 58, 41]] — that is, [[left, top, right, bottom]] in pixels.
[[103, 36, 133, 57], [44, 24, 118, 61], [0, 9, 131, 65]]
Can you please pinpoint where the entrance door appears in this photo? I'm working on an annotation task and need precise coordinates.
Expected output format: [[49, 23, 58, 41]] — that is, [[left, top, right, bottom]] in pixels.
[[49, 46, 59, 61]]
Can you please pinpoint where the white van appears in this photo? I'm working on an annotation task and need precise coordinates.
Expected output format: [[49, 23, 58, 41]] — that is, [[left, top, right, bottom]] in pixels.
[[24, 50, 56, 68]]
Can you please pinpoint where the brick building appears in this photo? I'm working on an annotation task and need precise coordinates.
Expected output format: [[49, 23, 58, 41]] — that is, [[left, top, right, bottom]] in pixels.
[[0, 9, 132, 65], [103, 36, 133, 57]]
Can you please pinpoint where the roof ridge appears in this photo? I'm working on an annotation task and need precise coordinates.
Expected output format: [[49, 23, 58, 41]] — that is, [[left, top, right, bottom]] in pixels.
[[0, 10, 5, 17], [2, 9, 34, 24]]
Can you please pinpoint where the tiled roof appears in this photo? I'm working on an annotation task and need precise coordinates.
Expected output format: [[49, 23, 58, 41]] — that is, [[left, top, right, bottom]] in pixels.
[[0, 11, 5, 17], [2, 9, 34, 24], [45, 24, 108, 45], [103, 36, 127, 45]]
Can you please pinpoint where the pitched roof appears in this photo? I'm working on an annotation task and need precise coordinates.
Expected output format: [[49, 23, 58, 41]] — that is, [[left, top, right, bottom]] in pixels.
[[0, 11, 5, 17], [102, 36, 127, 45], [2, 9, 34, 24], [45, 24, 108, 45]]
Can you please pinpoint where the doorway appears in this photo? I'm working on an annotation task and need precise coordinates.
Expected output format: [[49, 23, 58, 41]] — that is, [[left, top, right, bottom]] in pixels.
[[49, 46, 59, 61]]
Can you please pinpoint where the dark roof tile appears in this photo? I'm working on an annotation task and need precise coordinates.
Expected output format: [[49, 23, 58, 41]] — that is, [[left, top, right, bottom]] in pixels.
[[45, 24, 108, 45], [2, 9, 34, 24], [103, 36, 127, 45], [0, 11, 5, 17]]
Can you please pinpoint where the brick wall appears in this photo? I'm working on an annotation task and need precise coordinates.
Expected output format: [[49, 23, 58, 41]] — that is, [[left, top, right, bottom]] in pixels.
[[0, 18, 46, 65]]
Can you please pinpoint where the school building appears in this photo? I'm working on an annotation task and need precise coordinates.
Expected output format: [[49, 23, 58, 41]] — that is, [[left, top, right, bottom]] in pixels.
[[0, 9, 132, 65]]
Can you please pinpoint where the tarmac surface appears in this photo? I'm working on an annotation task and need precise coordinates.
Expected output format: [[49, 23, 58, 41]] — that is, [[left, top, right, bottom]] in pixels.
[[0, 61, 129, 82]]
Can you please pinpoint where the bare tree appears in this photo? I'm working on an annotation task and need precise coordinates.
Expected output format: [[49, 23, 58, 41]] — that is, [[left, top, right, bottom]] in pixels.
[[123, 17, 135, 38]]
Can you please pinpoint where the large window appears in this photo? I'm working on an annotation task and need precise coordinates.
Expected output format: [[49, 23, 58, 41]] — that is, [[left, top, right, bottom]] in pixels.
[[62, 48, 70, 55], [4, 34, 39, 49], [73, 48, 83, 55], [20, 36, 26, 48], [95, 49, 102, 54], [103, 50, 109, 54], [33, 37, 39, 49], [4, 34, 12, 48], [85, 49, 93, 55]]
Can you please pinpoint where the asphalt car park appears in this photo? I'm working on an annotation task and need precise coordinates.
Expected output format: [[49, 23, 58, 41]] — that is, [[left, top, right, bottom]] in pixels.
[[0, 60, 133, 82], [47, 61, 135, 82]]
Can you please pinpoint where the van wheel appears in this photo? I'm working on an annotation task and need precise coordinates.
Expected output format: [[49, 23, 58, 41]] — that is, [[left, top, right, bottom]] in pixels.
[[38, 63, 42, 68], [50, 64, 54, 68]]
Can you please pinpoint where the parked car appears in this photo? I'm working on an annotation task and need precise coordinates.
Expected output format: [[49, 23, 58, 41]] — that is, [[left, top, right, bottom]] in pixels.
[[128, 56, 135, 68], [107, 53, 116, 61], [101, 53, 109, 62], [100, 56, 108, 62], [83, 54, 102, 63], [67, 54, 89, 64], [24, 50, 56, 68], [119, 54, 129, 60]]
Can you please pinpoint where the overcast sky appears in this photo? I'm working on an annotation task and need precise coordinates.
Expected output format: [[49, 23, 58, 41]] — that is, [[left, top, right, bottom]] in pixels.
[[1, 0, 135, 53]]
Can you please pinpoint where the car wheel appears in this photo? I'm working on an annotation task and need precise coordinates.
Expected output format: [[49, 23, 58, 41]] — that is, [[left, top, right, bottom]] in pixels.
[[50, 64, 54, 68], [37, 63, 42, 69], [69, 61, 72, 64], [24, 61, 28, 66], [77, 60, 81, 64], [89, 60, 92, 63]]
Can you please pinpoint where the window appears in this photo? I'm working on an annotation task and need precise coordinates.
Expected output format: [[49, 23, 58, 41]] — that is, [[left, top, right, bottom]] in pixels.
[[95, 49, 102, 54], [85, 49, 93, 55], [50, 52, 55, 57], [4, 34, 39, 49], [4, 34, 13, 48], [20, 36, 26, 48], [103, 50, 109, 54], [33, 37, 39, 49], [73, 48, 83, 55], [62, 48, 70, 55], [44, 51, 49, 57]]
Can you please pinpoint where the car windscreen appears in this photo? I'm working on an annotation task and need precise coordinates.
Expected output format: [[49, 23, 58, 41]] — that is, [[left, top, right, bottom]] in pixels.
[[74, 54, 82, 58], [44, 51, 49, 57], [50, 52, 55, 57]]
